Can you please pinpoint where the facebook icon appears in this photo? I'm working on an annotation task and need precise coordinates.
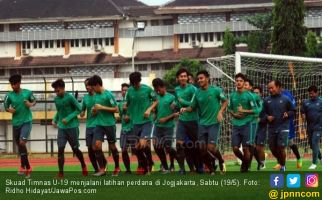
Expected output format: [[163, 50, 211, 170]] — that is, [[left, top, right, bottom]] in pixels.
[[270, 174, 284, 188]]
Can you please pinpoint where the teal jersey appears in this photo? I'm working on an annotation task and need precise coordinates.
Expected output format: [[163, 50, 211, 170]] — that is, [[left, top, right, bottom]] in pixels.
[[249, 92, 263, 123], [81, 94, 96, 128], [53, 92, 81, 129], [175, 84, 198, 121], [155, 92, 176, 128], [125, 84, 157, 125], [4, 89, 36, 126], [228, 90, 256, 126], [194, 86, 227, 125], [118, 99, 132, 132], [93, 90, 117, 127]]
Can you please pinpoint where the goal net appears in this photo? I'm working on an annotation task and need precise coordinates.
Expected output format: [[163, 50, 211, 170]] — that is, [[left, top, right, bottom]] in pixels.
[[206, 52, 322, 158]]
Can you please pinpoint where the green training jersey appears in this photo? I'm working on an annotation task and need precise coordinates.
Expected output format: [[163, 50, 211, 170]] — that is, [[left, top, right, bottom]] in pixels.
[[4, 89, 36, 126], [228, 90, 256, 126], [93, 90, 117, 127], [249, 92, 263, 123], [125, 84, 157, 125], [193, 86, 227, 125], [175, 84, 198, 121], [118, 99, 132, 132], [53, 92, 81, 129], [155, 92, 176, 128], [81, 94, 96, 128]]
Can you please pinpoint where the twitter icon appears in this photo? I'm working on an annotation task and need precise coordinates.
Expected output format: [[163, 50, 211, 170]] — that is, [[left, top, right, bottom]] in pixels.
[[287, 174, 301, 188]]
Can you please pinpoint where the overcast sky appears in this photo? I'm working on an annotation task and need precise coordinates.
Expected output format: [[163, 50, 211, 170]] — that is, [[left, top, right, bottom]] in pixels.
[[139, 0, 171, 6]]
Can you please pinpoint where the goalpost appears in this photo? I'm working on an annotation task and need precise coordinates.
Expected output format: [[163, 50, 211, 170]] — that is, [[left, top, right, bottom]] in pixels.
[[206, 52, 322, 158]]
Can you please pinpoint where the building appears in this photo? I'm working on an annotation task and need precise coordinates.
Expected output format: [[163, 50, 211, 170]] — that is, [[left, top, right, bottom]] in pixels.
[[1, 0, 322, 152]]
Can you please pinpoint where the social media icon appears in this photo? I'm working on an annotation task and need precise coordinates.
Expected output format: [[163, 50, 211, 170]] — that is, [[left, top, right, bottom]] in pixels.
[[306, 174, 319, 188], [287, 174, 301, 188], [270, 174, 284, 188]]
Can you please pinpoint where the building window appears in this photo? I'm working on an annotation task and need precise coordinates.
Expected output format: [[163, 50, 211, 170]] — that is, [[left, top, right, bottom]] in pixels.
[[151, 20, 159, 26], [179, 35, 184, 43], [136, 64, 147, 71], [86, 39, 91, 46], [57, 40, 65, 48], [191, 34, 196, 41], [38, 41, 43, 48], [105, 38, 114, 46], [163, 19, 173, 25], [226, 13, 231, 22], [164, 63, 174, 70], [10, 69, 19, 76], [0, 69, 5, 76], [179, 34, 189, 43], [45, 41, 49, 48], [44, 68, 54, 75], [75, 39, 79, 47], [197, 33, 201, 42], [20, 68, 31, 76], [33, 68, 43, 75], [93, 39, 98, 45], [204, 33, 214, 42], [0, 24, 3, 32], [151, 64, 160, 71], [49, 40, 54, 48], [56, 67, 70, 74], [216, 33, 223, 41], [209, 33, 214, 42], [81, 39, 86, 47], [33, 41, 38, 49], [22, 41, 31, 49]]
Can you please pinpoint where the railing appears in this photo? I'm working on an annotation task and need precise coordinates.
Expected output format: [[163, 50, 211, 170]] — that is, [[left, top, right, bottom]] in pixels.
[[1, 16, 322, 42], [0, 28, 115, 42]]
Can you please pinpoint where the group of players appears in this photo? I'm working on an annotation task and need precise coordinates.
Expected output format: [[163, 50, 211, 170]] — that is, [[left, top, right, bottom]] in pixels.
[[3, 68, 322, 178]]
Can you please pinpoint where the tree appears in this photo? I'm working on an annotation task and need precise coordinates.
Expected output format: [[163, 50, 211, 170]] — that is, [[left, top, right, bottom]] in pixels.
[[163, 58, 204, 89], [247, 32, 263, 53], [271, 0, 306, 56], [245, 13, 272, 53], [223, 28, 236, 55], [305, 31, 318, 57]]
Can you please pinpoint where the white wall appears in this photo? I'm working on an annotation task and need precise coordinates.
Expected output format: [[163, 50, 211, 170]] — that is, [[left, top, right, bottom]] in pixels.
[[0, 42, 16, 57], [162, 36, 173, 49], [137, 37, 163, 51], [30, 48, 64, 57], [118, 38, 134, 57]]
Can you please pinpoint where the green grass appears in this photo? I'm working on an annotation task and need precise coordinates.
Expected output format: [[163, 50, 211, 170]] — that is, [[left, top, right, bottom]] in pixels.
[[1, 159, 321, 200]]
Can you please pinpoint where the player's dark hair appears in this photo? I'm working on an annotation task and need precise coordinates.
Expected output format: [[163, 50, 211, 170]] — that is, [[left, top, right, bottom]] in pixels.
[[121, 83, 130, 89], [152, 78, 165, 89], [308, 85, 318, 93], [88, 75, 103, 86], [51, 79, 65, 89], [245, 78, 254, 87], [197, 70, 209, 78], [9, 74, 22, 84], [235, 73, 246, 81], [176, 68, 189, 77], [272, 80, 282, 88], [84, 78, 90, 85], [253, 86, 263, 94], [129, 72, 141, 85]]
